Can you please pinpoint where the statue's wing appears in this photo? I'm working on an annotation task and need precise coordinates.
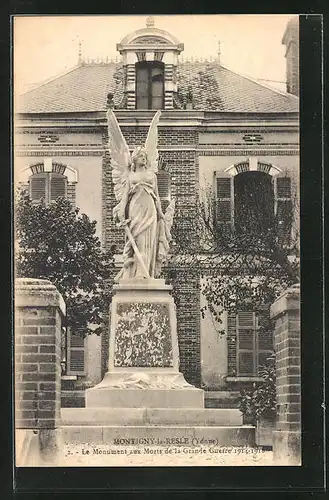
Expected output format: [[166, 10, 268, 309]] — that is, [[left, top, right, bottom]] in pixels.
[[106, 109, 131, 202], [145, 110, 161, 173]]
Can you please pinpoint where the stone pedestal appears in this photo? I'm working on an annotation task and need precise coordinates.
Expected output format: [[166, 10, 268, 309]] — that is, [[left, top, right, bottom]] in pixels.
[[66, 279, 254, 449], [15, 278, 66, 466], [86, 279, 204, 408]]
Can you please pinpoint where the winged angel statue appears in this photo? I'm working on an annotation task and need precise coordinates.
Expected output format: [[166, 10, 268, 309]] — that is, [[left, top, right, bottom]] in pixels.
[[107, 110, 175, 282]]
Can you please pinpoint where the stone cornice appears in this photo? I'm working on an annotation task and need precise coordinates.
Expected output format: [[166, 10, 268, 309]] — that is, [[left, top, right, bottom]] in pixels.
[[15, 278, 66, 316]]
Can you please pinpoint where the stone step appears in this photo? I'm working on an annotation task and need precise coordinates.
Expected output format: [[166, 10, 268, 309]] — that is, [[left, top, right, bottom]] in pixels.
[[61, 407, 243, 427], [204, 391, 240, 409], [62, 424, 255, 447], [61, 390, 85, 408]]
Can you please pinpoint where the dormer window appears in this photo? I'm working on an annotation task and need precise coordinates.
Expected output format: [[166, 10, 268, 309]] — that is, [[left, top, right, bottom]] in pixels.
[[136, 61, 164, 110]]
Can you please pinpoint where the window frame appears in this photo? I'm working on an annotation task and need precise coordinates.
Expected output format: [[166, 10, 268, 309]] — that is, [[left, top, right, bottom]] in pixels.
[[227, 308, 273, 378], [135, 61, 165, 110]]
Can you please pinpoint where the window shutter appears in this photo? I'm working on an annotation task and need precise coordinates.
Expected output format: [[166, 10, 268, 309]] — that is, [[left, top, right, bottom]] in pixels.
[[215, 172, 234, 227], [256, 306, 273, 374], [236, 311, 256, 376], [274, 176, 292, 245], [227, 313, 237, 376], [157, 170, 170, 211], [50, 173, 67, 201], [66, 329, 86, 376], [67, 183, 76, 207], [30, 174, 47, 202], [227, 307, 273, 378]]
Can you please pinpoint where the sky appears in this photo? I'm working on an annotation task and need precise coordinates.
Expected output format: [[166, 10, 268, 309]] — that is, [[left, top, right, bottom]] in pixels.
[[13, 14, 297, 94]]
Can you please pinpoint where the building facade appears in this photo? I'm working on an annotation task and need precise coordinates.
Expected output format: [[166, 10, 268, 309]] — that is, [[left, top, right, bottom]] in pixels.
[[15, 17, 299, 397]]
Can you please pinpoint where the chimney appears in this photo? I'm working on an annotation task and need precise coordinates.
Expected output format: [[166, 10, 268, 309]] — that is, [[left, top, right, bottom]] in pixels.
[[282, 16, 299, 96]]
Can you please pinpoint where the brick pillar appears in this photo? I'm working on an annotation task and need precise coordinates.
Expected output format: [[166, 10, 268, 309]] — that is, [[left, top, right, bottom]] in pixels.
[[270, 284, 300, 465], [15, 278, 65, 465]]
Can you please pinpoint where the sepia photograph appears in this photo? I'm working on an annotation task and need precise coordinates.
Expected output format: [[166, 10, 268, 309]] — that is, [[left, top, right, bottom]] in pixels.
[[13, 14, 301, 468]]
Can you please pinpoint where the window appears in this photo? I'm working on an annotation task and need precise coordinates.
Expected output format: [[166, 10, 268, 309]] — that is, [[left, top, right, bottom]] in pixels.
[[234, 171, 274, 235], [66, 328, 86, 376], [215, 162, 293, 242], [136, 61, 164, 110], [30, 172, 67, 204], [227, 309, 273, 377], [157, 169, 171, 211]]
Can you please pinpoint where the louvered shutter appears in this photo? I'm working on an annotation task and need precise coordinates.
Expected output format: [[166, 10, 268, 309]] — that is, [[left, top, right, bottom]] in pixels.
[[274, 176, 292, 245], [157, 170, 170, 211], [236, 311, 256, 376], [50, 173, 67, 202], [215, 172, 234, 227], [66, 328, 86, 376], [256, 306, 273, 374], [30, 174, 47, 202], [227, 313, 237, 376]]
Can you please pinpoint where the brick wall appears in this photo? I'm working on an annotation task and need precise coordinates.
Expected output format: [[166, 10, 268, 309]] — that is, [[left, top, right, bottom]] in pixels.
[[15, 278, 65, 463], [170, 267, 201, 387], [270, 284, 300, 464], [102, 122, 201, 385]]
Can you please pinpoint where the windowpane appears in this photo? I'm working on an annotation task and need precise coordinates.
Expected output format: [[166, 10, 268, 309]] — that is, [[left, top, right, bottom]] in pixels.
[[151, 97, 163, 109], [136, 97, 149, 109], [136, 65, 149, 109], [151, 65, 164, 109]]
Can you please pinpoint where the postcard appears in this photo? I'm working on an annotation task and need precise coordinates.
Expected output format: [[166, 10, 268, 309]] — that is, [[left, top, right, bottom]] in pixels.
[[14, 14, 302, 468]]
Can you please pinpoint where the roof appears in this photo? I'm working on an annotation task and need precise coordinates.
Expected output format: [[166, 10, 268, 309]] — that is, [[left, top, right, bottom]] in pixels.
[[17, 60, 298, 114]]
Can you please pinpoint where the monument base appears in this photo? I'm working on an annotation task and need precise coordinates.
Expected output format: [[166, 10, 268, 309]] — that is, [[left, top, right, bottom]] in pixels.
[[86, 371, 204, 408], [87, 278, 204, 408]]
